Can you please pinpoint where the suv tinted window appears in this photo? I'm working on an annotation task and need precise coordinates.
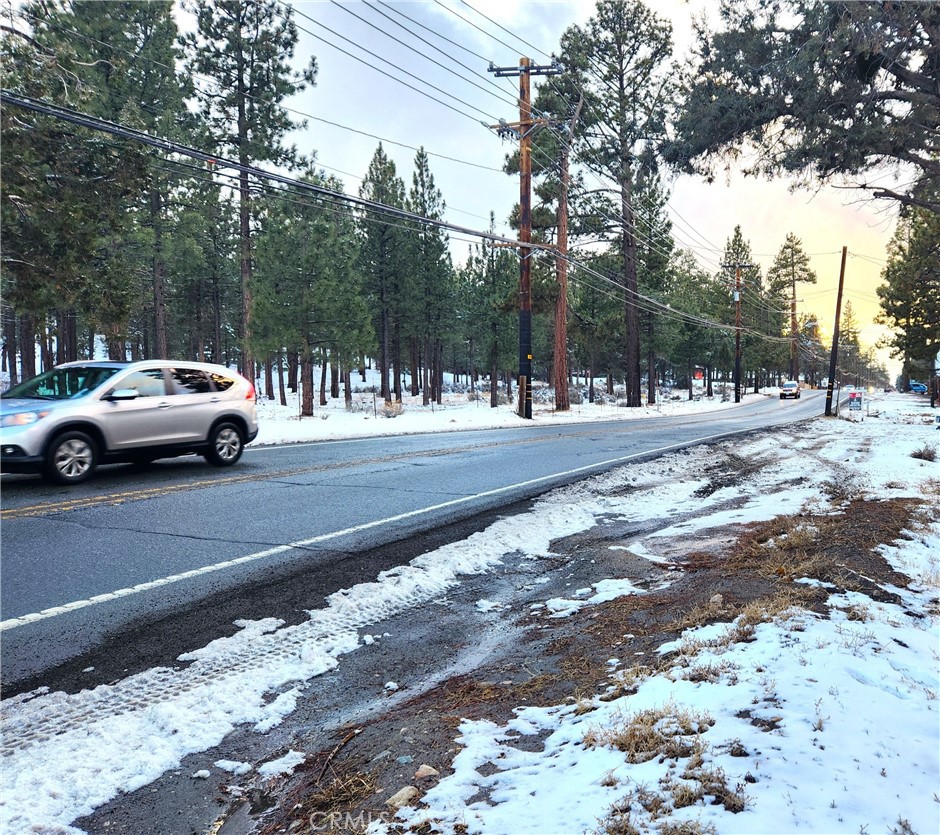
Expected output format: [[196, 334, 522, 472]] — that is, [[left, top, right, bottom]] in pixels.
[[209, 372, 236, 392], [3, 366, 121, 400], [170, 367, 212, 394], [120, 369, 166, 397]]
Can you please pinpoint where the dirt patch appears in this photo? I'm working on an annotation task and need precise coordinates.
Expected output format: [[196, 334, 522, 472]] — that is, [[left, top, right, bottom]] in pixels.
[[240, 495, 928, 835]]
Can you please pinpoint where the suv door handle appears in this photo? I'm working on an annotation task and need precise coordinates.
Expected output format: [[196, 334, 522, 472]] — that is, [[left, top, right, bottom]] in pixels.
[[158, 402, 172, 409]]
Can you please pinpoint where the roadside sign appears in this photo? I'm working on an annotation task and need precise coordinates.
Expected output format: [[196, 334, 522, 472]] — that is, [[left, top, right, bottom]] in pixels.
[[849, 391, 862, 411]]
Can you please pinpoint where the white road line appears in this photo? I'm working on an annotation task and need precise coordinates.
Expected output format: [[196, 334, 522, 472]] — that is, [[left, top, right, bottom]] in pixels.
[[1, 432, 731, 632]]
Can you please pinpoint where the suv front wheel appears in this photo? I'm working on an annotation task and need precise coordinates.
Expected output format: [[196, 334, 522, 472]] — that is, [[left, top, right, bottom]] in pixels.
[[44, 430, 98, 484], [205, 422, 244, 467]]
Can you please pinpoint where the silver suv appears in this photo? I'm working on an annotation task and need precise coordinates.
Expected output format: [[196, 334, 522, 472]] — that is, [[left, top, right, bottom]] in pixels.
[[1, 360, 258, 484]]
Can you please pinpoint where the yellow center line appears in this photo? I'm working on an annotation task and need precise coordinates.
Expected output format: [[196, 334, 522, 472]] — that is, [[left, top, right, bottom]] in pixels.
[[1, 443, 484, 519], [1, 422, 659, 520]]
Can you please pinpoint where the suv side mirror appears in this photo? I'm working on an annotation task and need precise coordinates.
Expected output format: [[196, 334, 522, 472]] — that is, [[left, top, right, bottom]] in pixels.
[[105, 388, 140, 401]]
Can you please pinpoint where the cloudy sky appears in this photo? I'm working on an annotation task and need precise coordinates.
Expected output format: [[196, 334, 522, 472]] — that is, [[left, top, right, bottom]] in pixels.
[[271, 0, 901, 375]]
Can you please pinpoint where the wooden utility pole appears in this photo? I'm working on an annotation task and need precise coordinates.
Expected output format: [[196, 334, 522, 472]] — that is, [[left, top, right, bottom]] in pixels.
[[825, 247, 848, 417], [790, 249, 799, 382], [735, 266, 742, 403], [518, 58, 533, 419], [554, 97, 582, 413], [489, 57, 562, 419], [723, 262, 754, 403]]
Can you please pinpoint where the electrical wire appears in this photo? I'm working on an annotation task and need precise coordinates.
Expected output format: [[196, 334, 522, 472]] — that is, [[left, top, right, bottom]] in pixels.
[[289, 14, 498, 124], [13, 1, 508, 181], [456, 0, 555, 62], [431, 0, 525, 59], [326, 0, 520, 112]]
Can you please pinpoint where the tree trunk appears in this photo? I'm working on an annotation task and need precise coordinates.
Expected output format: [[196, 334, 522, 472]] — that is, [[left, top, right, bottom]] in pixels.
[[264, 356, 274, 401], [330, 361, 340, 400], [4, 312, 18, 386], [288, 351, 298, 392], [621, 169, 641, 407], [410, 336, 420, 397], [19, 315, 36, 380], [212, 275, 222, 364], [301, 353, 314, 417], [379, 305, 391, 402], [646, 313, 656, 405], [344, 367, 352, 408], [435, 339, 443, 405], [422, 340, 431, 406], [236, 39, 254, 381], [277, 351, 287, 407], [393, 323, 402, 402], [319, 352, 328, 407], [490, 351, 498, 408], [151, 188, 169, 359]]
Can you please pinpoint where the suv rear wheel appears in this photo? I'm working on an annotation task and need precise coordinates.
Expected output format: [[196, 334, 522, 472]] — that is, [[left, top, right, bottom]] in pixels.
[[44, 430, 98, 484], [205, 422, 244, 466]]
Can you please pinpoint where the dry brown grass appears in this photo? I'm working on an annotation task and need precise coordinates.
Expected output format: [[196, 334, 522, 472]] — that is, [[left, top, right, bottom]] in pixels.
[[681, 660, 740, 684], [584, 702, 713, 764], [921, 478, 940, 497], [911, 444, 938, 462], [681, 765, 749, 812], [602, 664, 654, 701], [436, 672, 562, 716], [257, 763, 377, 835], [656, 822, 717, 835], [726, 499, 922, 596]]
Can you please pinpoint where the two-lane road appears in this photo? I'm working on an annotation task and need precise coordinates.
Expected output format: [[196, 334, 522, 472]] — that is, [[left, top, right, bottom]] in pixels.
[[1, 392, 827, 689]]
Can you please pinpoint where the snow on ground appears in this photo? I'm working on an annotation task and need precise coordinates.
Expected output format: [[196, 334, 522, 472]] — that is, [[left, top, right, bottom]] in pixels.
[[1, 387, 938, 835], [252, 378, 755, 444]]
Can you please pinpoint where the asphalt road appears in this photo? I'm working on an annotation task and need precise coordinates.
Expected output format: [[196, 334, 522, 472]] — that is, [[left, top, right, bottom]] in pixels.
[[0, 391, 828, 690]]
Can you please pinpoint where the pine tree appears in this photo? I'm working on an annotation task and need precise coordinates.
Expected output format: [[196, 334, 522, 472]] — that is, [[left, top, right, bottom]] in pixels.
[[1, 0, 155, 365], [405, 149, 454, 405], [460, 220, 518, 408], [767, 233, 817, 381], [358, 146, 408, 402], [253, 171, 367, 415], [634, 154, 674, 403], [839, 301, 862, 386], [182, 0, 316, 380], [877, 210, 940, 389], [667, 1, 940, 216], [558, 0, 674, 406]]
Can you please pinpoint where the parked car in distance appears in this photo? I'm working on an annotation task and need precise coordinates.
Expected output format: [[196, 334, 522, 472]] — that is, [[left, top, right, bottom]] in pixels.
[[779, 381, 801, 400], [1, 360, 258, 484], [909, 381, 928, 394]]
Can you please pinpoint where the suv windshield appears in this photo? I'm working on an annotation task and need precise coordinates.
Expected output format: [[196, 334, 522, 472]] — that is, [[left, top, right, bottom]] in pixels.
[[2, 366, 122, 400]]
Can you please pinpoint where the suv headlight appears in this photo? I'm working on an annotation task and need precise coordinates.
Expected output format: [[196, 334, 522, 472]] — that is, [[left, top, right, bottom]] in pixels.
[[1, 410, 50, 427]]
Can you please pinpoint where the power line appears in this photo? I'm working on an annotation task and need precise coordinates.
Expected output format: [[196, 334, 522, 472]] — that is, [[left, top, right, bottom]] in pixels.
[[375, 0, 494, 65], [456, 0, 554, 62], [432, 0, 524, 59], [14, 2, 507, 181], [289, 13, 498, 124], [0, 90, 519, 247], [327, 0, 520, 113], [3, 90, 795, 350]]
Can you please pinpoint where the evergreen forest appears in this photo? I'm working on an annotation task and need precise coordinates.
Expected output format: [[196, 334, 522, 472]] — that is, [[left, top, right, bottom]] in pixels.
[[2, 0, 937, 410]]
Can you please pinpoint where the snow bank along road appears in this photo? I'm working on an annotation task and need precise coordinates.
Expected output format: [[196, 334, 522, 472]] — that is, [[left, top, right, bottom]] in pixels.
[[0, 392, 936, 835], [1, 392, 824, 688]]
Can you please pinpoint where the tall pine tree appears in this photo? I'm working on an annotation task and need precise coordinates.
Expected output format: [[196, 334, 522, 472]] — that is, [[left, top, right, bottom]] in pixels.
[[182, 0, 316, 380]]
